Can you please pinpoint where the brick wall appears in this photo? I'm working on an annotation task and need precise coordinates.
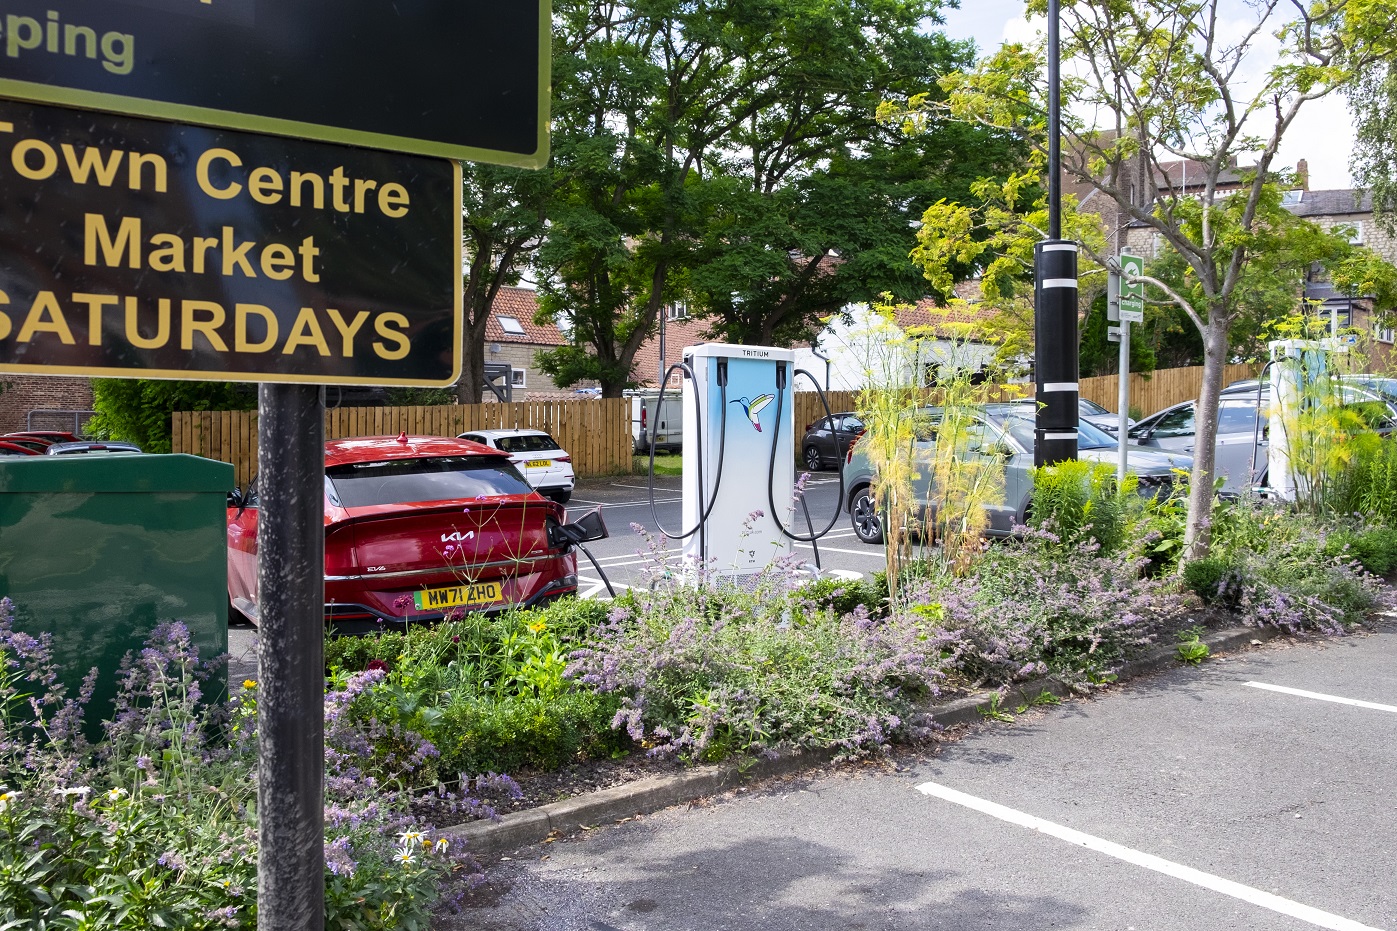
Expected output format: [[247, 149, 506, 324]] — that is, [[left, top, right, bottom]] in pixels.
[[0, 375, 94, 433]]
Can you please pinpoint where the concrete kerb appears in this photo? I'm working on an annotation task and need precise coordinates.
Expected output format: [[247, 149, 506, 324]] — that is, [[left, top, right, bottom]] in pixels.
[[446, 623, 1282, 858]]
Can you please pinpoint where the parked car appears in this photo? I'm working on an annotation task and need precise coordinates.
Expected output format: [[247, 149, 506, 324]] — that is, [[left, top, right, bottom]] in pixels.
[[226, 435, 606, 630], [0, 436, 54, 453], [0, 441, 41, 457], [1007, 397, 1135, 434], [1129, 381, 1396, 494], [44, 441, 142, 455], [4, 431, 79, 444], [801, 412, 865, 471], [843, 404, 1189, 544], [456, 429, 575, 503]]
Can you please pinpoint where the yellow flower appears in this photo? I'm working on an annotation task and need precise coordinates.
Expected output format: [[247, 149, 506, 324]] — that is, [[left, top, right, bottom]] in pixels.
[[242, 679, 257, 690], [528, 621, 546, 633]]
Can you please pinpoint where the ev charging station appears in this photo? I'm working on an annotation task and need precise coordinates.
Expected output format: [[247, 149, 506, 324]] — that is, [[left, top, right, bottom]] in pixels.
[[1266, 337, 1350, 501], [681, 344, 797, 576]]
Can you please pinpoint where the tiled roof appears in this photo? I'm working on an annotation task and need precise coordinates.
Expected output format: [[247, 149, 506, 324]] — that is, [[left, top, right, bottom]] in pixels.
[[895, 296, 1001, 339], [484, 287, 565, 346], [1283, 188, 1372, 218]]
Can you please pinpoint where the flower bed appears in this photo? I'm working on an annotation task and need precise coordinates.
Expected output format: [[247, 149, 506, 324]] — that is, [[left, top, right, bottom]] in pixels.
[[1, 476, 1391, 922]]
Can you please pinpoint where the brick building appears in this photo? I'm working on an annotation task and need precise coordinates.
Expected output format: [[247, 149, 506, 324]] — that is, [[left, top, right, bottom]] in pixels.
[[0, 375, 94, 434], [479, 287, 572, 399]]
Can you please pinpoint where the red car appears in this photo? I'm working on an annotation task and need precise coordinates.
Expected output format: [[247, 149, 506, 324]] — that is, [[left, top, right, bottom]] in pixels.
[[227, 435, 606, 629], [0, 441, 41, 457]]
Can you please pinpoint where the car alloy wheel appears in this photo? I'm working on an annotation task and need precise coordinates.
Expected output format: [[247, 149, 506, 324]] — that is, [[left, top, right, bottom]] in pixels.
[[850, 488, 884, 544], [804, 444, 823, 471]]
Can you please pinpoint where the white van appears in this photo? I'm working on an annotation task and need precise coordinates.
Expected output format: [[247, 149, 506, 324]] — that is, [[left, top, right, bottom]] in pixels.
[[627, 390, 684, 453]]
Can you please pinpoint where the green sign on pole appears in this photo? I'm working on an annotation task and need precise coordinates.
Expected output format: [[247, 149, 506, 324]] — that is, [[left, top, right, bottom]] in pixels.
[[1119, 253, 1145, 323]]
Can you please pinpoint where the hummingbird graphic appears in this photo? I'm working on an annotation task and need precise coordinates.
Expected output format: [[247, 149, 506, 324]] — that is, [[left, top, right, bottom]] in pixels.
[[730, 394, 775, 432]]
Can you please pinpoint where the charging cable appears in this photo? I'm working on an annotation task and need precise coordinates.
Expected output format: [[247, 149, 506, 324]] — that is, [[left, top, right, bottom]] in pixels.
[[765, 365, 846, 568], [647, 359, 731, 563]]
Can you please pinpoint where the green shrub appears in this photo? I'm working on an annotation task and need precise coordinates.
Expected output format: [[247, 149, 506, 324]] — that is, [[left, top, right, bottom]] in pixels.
[[1324, 525, 1397, 576], [438, 691, 626, 775], [1182, 557, 1238, 605], [1029, 460, 1133, 554], [800, 576, 886, 618]]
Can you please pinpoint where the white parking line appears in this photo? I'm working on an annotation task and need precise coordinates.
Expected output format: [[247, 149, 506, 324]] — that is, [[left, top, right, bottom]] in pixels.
[[1243, 682, 1397, 714], [915, 781, 1383, 931], [794, 543, 878, 557]]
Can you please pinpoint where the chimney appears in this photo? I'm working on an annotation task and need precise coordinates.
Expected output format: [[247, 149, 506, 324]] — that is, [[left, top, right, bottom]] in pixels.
[[1296, 159, 1310, 191]]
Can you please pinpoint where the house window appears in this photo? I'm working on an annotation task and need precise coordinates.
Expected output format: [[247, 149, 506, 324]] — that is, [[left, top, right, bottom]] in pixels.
[[511, 368, 526, 387], [666, 302, 688, 321], [1376, 323, 1394, 344], [1350, 221, 1365, 245], [497, 315, 526, 335]]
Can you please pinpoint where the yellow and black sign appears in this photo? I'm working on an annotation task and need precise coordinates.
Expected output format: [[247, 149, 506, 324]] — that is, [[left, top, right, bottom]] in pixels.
[[0, 98, 462, 386], [0, 0, 549, 167]]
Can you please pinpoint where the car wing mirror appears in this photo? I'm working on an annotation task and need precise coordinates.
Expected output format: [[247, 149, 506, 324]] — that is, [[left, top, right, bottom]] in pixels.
[[227, 488, 243, 509], [559, 507, 609, 545]]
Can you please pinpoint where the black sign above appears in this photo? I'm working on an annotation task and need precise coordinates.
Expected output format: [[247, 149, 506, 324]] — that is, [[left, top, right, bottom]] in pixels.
[[0, 98, 462, 387], [0, 0, 549, 167]]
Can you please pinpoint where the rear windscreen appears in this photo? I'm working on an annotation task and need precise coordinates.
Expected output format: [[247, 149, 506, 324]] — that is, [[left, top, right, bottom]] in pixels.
[[326, 456, 534, 508], [495, 434, 562, 454]]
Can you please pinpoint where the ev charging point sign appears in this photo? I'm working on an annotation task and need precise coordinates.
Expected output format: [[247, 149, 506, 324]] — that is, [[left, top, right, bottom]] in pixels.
[[1119, 254, 1145, 323], [0, 98, 463, 386]]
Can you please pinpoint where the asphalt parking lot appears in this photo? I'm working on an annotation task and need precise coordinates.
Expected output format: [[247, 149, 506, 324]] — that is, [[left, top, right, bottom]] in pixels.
[[457, 626, 1397, 931], [565, 469, 886, 597]]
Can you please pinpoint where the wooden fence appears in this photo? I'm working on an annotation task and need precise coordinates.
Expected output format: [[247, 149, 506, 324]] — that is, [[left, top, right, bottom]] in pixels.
[[1079, 362, 1261, 419], [172, 397, 632, 487]]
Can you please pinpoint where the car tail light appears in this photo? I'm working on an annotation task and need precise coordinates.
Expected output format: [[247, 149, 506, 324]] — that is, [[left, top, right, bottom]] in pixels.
[[805, 422, 813, 433], [640, 406, 648, 429], [846, 433, 861, 465], [557, 455, 571, 463]]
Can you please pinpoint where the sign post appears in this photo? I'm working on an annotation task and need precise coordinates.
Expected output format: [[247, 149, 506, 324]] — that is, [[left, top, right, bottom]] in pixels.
[[1116, 254, 1145, 483]]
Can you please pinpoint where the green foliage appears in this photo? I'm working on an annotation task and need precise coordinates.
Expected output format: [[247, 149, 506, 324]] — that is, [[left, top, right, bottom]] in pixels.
[[536, 0, 1019, 395], [1182, 557, 1238, 606], [799, 576, 886, 620], [1333, 434, 1397, 525], [1175, 627, 1211, 665], [383, 386, 457, 407], [1028, 460, 1133, 555], [325, 599, 618, 777], [1322, 525, 1397, 577], [87, 379, 255, 453]]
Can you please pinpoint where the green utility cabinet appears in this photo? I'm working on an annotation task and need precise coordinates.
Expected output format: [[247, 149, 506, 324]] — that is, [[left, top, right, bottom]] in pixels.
[[0, 454, 232, 732]]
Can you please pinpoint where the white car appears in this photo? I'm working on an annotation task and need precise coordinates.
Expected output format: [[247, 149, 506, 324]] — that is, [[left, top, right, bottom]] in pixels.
[[457, 429, 575, 503]]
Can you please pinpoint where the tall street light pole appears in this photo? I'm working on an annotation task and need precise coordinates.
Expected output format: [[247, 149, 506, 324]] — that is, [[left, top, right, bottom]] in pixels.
[[1034, 0, 1080, 467]]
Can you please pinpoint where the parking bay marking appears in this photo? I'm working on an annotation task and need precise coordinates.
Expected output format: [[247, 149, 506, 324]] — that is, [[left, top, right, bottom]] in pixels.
[[915, 780, 1384, 931], [794, 542, 879, 557], [1243, 681, 1397, 714]]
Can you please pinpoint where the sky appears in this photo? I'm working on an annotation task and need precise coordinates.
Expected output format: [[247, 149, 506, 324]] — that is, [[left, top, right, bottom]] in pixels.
[[937, 0, 1357, 191]]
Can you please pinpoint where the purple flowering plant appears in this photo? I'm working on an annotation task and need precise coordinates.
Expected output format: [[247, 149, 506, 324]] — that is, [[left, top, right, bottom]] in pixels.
[[0, 598, 491, 929]]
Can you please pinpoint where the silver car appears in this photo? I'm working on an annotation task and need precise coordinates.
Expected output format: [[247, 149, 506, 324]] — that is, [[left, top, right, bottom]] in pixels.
[[843, 404, 1191, 544], [1008, 397, 1136, 435], [1129, 382, 1396, 495]]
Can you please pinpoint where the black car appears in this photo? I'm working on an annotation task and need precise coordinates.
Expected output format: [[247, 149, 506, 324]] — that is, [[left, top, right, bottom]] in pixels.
[[801, 412, 865, 471]]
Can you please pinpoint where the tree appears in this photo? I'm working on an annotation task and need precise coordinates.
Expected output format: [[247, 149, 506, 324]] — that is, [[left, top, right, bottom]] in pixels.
[[456, 162, 551, 404], [899, 0, 1397, 561], [1351, 53, 1397, 233], [88, 379, 255, 453], [535, 0, 982, 396]]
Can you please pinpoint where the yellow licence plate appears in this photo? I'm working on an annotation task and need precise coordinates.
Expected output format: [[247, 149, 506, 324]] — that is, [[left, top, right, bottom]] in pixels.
[[525, 459, 551, 468], [413, 581, 503, 611]]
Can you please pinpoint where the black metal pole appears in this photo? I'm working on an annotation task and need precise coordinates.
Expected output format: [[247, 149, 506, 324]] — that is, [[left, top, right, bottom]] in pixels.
[[256, 383, 325, 931], [1035, 0, 1078, 467]]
